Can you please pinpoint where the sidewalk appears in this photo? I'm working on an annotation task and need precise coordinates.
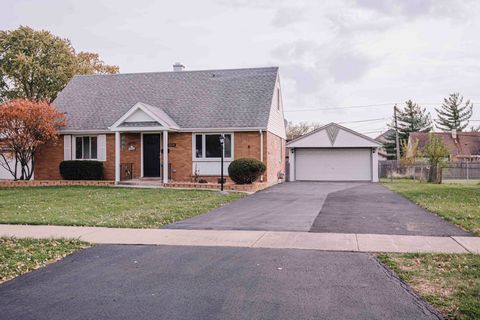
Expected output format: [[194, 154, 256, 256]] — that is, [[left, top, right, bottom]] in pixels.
[[1, 224, 479, 254]]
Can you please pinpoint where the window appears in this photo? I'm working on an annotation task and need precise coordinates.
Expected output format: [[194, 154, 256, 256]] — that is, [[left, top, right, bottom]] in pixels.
[[205, 135, 222, 158], [277, 88, 281, 110], [194, 134, 232, 159], [75, 136, 97, 160], [195, 135, 203, 158]]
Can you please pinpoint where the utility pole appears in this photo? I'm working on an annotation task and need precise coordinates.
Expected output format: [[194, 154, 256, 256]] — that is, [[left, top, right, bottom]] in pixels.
[[394, 104, 400, 160]]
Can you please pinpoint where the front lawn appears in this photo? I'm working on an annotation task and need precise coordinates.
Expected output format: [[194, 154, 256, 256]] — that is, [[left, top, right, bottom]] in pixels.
[[0, 237, 89, 283], [382, 180, 480, 236], [0, 187, 244, 228], [378, 253, 480, 320]]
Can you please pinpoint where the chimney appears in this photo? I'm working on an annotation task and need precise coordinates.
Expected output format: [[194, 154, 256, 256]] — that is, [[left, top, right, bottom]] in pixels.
[[452, 129, 457, 141], [173, 62, 185, 72]]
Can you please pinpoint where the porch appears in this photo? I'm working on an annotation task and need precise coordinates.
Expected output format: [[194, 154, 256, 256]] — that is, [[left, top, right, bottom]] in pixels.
[[110, 102, 235, 185], [110, 102, 179, 184], [114, 131, 170, 184]]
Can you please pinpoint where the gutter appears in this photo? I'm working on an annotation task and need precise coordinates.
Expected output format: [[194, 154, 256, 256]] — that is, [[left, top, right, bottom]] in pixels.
[[259, 129, 264, 182], [60, 127, 268, 134]]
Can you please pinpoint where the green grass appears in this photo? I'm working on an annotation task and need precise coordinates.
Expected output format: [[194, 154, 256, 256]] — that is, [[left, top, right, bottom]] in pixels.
[[0, 187, 244, 228], [377, 253, 480, 320], [382, 180, 480, 235], [0, 237, 89, 283]]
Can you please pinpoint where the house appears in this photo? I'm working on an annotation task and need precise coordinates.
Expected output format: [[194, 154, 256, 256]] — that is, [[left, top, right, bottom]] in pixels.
[[374, 129, 394, 160], [408, 131, 480, 162], [34, 65, 287, 185], [287, 123, 382, 182]]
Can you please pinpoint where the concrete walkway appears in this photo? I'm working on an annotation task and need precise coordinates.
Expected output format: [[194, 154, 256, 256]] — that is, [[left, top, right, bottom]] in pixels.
[[1, 224, 479, 254]]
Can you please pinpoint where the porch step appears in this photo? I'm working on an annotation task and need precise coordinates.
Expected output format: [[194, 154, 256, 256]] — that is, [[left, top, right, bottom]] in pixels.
[[117, 179, 164, 187]]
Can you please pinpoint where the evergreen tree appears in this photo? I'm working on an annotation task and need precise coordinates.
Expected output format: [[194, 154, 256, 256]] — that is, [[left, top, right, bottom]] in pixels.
[[434, 93, 473, 131], [384, 100, 432, 158]]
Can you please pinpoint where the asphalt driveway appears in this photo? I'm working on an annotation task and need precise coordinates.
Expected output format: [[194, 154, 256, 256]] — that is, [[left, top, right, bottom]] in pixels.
[[309, 183, 470, 236], [167, 182, 469, 236], [166, 182, 359, 231], [0, 245, 442, 320]]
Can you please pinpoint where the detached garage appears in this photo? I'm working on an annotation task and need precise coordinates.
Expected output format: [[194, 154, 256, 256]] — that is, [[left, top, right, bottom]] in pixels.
[[287, 123, 382, 182]]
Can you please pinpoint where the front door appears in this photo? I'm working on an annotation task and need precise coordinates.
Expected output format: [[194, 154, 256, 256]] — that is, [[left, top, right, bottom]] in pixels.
[[143, 134, 161, 177]]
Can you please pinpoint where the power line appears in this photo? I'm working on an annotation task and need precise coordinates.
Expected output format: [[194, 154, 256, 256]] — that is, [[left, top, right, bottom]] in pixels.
[[284, 103, 397, 112], [337, 117, 388, 124], [284, 101, 480, 112], [358, 129, 385, 135]]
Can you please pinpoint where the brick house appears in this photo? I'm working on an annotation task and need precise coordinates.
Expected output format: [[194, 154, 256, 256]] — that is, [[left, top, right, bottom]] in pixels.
[[34, 65, 287, 185], [408, 131, 480, 162]]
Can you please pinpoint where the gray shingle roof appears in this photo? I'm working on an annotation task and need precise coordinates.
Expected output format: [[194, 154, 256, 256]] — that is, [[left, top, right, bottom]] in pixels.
[[54, 67, 279, 131]]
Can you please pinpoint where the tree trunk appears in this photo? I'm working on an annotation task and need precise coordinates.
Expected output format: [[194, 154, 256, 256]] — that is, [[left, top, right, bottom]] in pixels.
[[428, 165, 442, 184]]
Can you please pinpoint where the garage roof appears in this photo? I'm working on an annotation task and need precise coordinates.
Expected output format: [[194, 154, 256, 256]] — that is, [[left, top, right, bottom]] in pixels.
[[287, 123, 382, 148]]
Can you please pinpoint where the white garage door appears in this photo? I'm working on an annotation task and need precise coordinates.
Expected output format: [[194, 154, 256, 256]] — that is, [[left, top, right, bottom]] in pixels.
[[295, 149, 372, 181]]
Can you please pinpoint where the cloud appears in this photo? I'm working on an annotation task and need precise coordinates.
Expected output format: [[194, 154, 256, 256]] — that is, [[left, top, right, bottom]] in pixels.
[[270, 40, 319, 60], [271, 40, 376, 84], [328, 51, 374, 83], [353, 0, 474, 20], [271, 7, 304, 28], [281, 63, 323, 94], [215, 0, 282, 9]]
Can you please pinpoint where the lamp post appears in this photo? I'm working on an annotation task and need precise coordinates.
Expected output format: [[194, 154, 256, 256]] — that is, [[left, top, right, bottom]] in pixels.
[[219, 134, 225, 192]]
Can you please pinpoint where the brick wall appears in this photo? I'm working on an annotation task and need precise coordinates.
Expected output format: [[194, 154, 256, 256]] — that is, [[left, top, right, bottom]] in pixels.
[[35, 134, 117, 180], [168, 132, 192, 181], [120, 133, 141, 179], [104, 134, 115, 180], [34, 131, 285, 185], [264, 131, 286, 185], [0, 180, 114, 188], [235, 131, 262, 159], [35, 139, 64, 180]]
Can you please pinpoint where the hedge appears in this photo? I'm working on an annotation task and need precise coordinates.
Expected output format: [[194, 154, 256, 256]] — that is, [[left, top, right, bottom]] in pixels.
[[228, 158, 266, 184], [59, 160, 104, 180]]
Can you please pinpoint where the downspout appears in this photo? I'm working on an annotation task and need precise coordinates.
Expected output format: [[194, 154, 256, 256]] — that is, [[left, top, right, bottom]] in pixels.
[[259, 130, 264, 182]]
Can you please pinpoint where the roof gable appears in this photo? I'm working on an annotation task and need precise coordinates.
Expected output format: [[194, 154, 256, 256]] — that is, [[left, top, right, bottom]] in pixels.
[[287, 123, 382, 148], [110, 102, 179, 131], [54, 67, 279, 131], [266, 74, 287, 139]]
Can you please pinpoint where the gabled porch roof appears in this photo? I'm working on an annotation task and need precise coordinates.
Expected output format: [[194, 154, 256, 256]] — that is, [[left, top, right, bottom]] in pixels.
[[109, 102, 180, 132]]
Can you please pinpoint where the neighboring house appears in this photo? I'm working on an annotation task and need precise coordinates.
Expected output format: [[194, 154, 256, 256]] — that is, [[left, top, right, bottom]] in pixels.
[[287, 123, 382, 182], [408, 131, 480, 162], [374, 129, 394, 160], [34, 65, 287, 185], [0, 145, 14, 180]]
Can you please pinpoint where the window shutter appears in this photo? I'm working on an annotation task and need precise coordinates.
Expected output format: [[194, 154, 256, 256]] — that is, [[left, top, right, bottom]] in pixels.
[[63, 135, 72, 160], [97, 134, 107, 161]]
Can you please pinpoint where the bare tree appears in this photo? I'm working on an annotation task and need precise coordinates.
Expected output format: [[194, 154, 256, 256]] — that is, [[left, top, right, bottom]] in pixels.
[[287, 121, 323, 140]]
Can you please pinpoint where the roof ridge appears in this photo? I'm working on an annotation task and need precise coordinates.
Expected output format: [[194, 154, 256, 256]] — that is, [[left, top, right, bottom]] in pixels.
[[73, 66, 279, 78]]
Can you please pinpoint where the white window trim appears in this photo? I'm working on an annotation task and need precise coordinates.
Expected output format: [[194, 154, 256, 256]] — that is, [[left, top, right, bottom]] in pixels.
[[192, 133, 234, 162], [74, 135, 98, 160]]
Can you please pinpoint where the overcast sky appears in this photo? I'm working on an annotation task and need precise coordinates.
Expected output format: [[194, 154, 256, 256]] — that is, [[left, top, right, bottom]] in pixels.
[[2, 0, 479, 136]]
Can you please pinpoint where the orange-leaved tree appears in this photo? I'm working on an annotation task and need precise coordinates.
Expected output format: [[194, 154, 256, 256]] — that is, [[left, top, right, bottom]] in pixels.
[[0, 99, 66, 180]]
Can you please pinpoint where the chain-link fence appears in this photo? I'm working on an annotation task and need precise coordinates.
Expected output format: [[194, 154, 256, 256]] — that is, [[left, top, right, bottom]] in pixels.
[[379, 160, 480, 182]]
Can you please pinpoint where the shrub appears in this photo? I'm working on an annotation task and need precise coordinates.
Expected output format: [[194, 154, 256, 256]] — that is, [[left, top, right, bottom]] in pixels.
[[228, 158, 266, 184], [59, 160, 104, 180]]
